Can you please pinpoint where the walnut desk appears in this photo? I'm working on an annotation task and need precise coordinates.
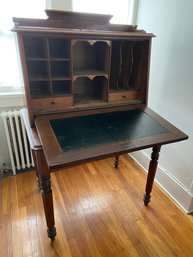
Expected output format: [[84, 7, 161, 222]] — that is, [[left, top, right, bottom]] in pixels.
[[14, 10, 188, 240], [21, 106, 187, 240]]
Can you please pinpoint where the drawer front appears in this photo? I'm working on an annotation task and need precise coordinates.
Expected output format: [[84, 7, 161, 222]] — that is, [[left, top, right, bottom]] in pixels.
[[108, 90, 139, 103], [32, 96, 73, 112]]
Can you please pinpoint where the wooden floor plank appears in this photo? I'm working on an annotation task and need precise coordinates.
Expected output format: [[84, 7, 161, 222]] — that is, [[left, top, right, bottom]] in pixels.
[[10, 176, 23, 257], [0, 154, 193, 257], [1, 178, 13, 257]]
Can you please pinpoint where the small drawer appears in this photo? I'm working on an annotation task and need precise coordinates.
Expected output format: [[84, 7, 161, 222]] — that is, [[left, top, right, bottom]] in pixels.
[[32, 96, 73, 112], [108, 90, 139, 103]]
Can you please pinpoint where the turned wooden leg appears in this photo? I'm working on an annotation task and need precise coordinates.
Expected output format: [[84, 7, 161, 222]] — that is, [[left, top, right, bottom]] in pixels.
[[144, 145, 161, 206], [114, 155, 119, 168], [32, 150, 41, 190], [33, 149, 56, 240]]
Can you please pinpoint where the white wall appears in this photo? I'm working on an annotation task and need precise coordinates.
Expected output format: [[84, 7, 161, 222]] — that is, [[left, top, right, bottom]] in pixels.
[[131, 0, 193, 212], [0, 110, 10, 166], [46, 0, 72, 10]]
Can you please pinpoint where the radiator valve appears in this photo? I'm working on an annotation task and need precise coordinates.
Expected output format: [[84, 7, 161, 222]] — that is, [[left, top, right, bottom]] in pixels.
[[1, 163, 11, 175]]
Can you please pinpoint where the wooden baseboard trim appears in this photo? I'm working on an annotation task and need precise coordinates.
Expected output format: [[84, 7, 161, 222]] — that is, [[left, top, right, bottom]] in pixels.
[[129, 151, 193, 214]]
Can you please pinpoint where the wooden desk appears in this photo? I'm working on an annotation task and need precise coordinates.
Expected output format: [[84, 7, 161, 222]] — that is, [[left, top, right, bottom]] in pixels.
[[21, 107, 188, 240], [14, 10, 188, 240]]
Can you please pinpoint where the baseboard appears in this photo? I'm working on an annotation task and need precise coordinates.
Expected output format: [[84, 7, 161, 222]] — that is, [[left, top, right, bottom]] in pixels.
[[130, 151, 193, 214], [188, 197, 193, 213]]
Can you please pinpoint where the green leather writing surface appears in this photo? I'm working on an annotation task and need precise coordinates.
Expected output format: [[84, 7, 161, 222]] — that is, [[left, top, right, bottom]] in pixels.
[[50, 109, 168, 152]]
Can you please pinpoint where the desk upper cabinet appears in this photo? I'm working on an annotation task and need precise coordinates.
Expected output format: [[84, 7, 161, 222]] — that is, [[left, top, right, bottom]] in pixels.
[[13, 10, 154, 126]]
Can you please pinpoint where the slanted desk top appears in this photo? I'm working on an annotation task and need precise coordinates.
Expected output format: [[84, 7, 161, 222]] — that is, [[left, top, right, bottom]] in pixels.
[[14, 10, 188, 240], [34, 107, 187, 170]]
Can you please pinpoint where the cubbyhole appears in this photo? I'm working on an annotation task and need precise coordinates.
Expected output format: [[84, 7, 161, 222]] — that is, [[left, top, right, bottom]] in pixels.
[[128, 41, 149, 91], [49, 38, 70, 59], [23, 37, 47, 59], [52, 80, 71, 96], [74, 76, 107, 105], [50, 61, 71, 79], [110, 40, 149, 93], [73, 41, 110, 75], [27, 61, 49, 80], [29, 81, 51, 98]]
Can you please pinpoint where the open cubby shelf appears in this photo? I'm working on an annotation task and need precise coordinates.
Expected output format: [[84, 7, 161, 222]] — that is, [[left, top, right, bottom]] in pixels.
[[23, 37, 48, 59], [23, 35, 72, 99], [73, 76, 107, 105], [50, 61, 71, 78], [29, 81, 51, 98], [22, 34, 149, 110], [29, 80, 72, 98], [52, 80, 72, 96], [49, 38, 70, 59], [72, 41, 110, 76], [27, 60, 49, 80], [110, 40, 148, 91]]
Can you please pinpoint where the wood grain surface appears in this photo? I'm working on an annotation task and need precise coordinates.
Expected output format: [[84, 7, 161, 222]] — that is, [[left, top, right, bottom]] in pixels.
[[1, 154, 193, 257]]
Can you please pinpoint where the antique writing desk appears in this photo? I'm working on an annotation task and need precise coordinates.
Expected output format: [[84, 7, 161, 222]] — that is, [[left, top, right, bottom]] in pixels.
[[13, 10, 188, 239]]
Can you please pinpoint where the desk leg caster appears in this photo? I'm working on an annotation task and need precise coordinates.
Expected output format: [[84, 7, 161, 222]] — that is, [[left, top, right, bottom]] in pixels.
[[47, 226, 56, 240], [144, 145, 161, 206], [114, 156, 119, 168]]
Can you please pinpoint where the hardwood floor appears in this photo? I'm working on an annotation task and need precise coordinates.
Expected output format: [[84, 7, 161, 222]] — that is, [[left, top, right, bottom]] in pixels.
[[0, 154, 193, 257]]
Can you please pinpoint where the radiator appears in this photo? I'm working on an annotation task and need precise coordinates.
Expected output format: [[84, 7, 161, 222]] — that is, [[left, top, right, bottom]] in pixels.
[[1, 110, 34, 175]]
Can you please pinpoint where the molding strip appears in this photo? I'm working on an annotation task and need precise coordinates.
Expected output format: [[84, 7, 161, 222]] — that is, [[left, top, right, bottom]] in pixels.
[[130, 151, 193, 214]]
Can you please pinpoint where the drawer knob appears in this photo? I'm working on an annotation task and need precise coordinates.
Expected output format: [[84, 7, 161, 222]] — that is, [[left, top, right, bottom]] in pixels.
[[51, 101, 55, 105]]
